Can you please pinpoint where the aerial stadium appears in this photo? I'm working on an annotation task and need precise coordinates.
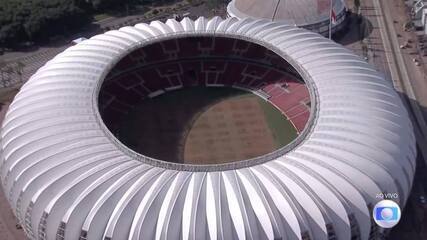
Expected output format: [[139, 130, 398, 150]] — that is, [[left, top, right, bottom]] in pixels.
[[227, 0, 348, 36], [0, 16, 416, 240]]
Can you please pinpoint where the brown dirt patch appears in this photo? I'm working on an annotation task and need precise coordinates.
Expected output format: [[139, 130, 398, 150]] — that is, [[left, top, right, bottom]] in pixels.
[[183, 95, 276, 164], [119, 87, 282, 164]]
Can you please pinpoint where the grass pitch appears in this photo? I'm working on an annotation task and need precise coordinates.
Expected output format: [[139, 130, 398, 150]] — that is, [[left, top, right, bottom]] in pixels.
[[119, 86, 298, 164], [257, 98, 298, 148]]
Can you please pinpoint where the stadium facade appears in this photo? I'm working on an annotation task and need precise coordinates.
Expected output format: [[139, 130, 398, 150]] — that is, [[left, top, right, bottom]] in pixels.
[[227, 0, 348, 36], [0, 17, 416, 240]]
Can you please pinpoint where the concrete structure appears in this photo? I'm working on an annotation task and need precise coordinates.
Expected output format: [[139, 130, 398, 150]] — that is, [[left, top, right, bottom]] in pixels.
[[420, 8, 427, 34], [0, 17, 416, 240], [412, 0, 427, 31], [227, 0, 347, 36], [413, 0, 426, 20]]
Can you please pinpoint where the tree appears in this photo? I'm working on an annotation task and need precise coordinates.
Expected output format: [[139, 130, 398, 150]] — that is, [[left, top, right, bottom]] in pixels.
[[23, 0, 91, 41], [0, 1, 28, 47], [354, 0, 361, 7], [0, 0, 91, 47], [206, 0, 223, 11], [87, 0, 123, 11]]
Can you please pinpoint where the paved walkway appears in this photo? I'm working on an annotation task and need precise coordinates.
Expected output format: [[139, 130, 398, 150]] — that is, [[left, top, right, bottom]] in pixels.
[[342, 0, 427, 239]]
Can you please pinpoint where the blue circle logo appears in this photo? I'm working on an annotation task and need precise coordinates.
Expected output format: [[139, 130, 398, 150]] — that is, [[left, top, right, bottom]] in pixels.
[[373, 200, 401, 228]]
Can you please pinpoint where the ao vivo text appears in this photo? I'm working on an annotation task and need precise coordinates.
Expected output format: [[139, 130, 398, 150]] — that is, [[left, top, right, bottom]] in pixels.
[[376, 192, 399, 199]]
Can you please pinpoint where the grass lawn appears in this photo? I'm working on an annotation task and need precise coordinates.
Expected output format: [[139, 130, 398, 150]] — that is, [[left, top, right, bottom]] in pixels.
[[119, 86, 297, 154], [257, 98, 298, 148], [94, 13, 112, 22], [158, 87, 297, 149]]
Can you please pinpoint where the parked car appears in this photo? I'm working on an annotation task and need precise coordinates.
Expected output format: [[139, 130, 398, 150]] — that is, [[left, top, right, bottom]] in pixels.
[[71, 37, 87, 45], [420, 195, 426, 204]]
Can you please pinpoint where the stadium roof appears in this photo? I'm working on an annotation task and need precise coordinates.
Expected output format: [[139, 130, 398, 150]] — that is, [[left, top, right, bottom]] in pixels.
[[228, 0, 346, 25], [227, 0, 348, 36], [0, 17, 416, 240]]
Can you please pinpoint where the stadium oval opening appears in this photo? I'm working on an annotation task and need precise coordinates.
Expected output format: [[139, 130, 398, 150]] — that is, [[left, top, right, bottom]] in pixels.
[[97, 35, 315, 166]]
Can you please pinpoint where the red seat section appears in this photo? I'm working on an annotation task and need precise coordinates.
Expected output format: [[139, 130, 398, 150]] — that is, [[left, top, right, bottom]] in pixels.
[[221, 61, 246, 86], [242, 44, 266, 59], [265, 78, 310, 132], [213, 37, 234, 56], [233, 39, 250, 54], [99, 36, 311, 133], [141, 43, 167, 62], [161, 40, 179, 52], [180, 61, 202, 86], [290, 111, 310, 132], [177, 37, 200, 58]]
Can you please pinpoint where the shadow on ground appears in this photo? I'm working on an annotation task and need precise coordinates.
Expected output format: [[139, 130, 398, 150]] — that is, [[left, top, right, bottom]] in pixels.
[[334, 12, 374, 45], [118, 87, 249, 163], [389, 93, 427, 239], [389, 146, 427, 239]]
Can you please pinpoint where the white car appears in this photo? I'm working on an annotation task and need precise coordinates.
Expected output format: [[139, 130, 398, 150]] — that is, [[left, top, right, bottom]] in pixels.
[[71, 37, 87, 45]]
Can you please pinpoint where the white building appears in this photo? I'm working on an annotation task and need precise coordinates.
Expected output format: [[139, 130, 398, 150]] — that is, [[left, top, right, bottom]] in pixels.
[[227, 0, 348, 36], [0, 17, 416, 240]]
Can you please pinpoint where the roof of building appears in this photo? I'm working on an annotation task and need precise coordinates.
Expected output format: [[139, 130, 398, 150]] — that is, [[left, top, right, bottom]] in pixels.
[[228, 0, 346, 26], [0, 17, 416, 240]]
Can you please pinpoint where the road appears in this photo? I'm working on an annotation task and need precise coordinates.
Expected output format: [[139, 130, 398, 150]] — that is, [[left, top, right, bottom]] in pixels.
[[373, 0, 427, 157], [341, 0, 427, 238], [367, 0, 427, 238]]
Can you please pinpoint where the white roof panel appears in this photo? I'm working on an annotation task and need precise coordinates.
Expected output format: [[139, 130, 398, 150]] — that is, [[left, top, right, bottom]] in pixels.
[[0, 17, 416, 240]]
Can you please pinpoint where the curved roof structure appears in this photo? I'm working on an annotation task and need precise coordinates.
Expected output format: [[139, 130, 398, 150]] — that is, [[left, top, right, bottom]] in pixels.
[[0, 17, 416, 240], [227, 0, 347, 36]]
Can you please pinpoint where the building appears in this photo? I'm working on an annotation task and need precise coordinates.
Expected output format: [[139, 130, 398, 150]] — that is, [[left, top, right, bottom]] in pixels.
[[0, 17, 416, 240], [227, 0, 348, 36]]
